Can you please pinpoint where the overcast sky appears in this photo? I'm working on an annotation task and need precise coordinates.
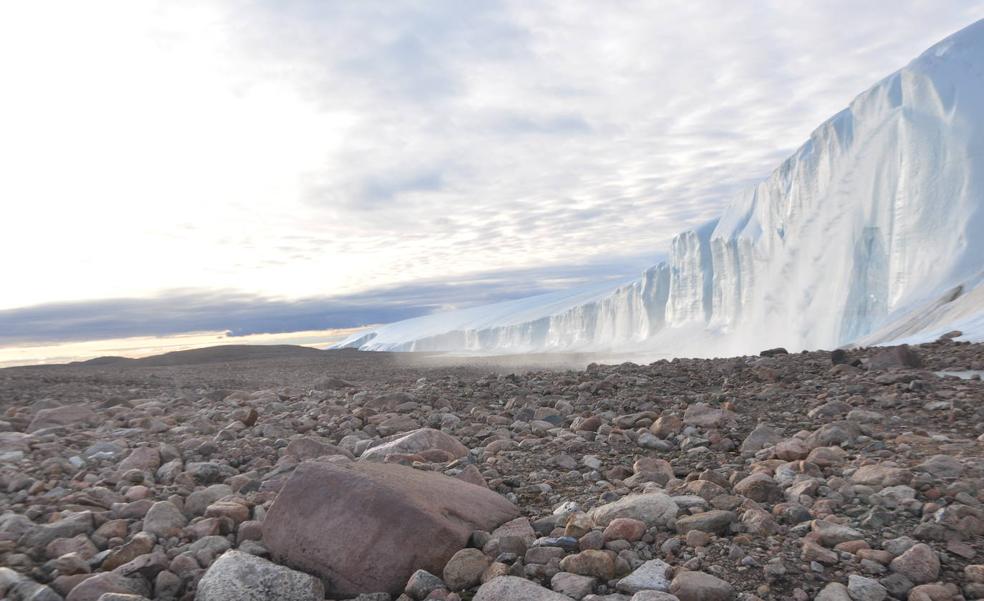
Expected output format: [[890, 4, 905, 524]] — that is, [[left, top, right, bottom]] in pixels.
[[2, 1, 982, 344]]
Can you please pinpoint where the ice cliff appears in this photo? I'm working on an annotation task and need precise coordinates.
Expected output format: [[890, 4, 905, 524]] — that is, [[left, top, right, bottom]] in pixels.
[[337, 20, 984, 355]]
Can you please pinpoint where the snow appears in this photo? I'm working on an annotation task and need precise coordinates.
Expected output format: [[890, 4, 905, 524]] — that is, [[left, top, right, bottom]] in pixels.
[[337, 19, 984, 355]]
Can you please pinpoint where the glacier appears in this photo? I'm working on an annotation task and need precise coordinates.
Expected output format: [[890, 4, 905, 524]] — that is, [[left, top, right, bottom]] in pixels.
[[337, 20, 984, 355]]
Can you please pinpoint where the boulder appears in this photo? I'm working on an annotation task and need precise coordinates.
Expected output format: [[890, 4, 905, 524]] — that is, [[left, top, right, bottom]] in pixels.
[[359, 428, 469, 462], [197, 550, 324, 601], [262, 460, 519, 597]]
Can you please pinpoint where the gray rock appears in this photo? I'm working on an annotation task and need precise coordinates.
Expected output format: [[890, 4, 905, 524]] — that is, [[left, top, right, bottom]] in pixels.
[[196, 550, 324, 601], [616, 559, 672, 594], [551, 572, 596, 600], [142, 502, 187, 538], [404, 570, 444, 600], [847, 574, 887, 601]]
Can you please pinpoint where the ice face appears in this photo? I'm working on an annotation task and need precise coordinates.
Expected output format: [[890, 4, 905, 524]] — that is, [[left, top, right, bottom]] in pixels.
[[336, 19, 984, 355]]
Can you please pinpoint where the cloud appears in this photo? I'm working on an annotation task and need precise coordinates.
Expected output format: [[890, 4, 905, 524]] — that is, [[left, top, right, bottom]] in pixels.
[[0, 254, 656, 345]]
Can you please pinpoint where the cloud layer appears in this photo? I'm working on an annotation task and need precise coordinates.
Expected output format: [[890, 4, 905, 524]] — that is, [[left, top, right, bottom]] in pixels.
[[1, 1, 982, 344]]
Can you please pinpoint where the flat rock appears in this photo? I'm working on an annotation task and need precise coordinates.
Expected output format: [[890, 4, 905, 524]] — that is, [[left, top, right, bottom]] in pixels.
[[262, 460, 518, 597]]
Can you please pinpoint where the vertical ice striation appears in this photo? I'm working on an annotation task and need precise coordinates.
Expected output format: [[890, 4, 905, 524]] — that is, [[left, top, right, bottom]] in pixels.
[[336, 19, 984, 354], [666, 220, 717, 327]]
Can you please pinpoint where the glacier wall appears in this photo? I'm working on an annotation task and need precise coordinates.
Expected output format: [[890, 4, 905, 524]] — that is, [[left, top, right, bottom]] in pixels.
[[337, 20, 984, 355]]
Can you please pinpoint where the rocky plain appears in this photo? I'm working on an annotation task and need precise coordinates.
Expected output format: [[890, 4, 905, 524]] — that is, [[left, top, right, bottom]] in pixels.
[[0, 338, 982, 601]]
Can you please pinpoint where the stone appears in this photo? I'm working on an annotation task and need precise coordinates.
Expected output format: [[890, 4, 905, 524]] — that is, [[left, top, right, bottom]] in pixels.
[[733, 473, 781, 503], [868, 345, 922, 369], [443, 548, 492, 591], [675, 511, 735, 535], [650, 415, 683, 438], [616, 559, 672, 594], [473, 576, 571, 601], [262, 460, 518, 597], [888, 543, 939, 584], [65, 572, 150, 601], [20, 512, 94, 553], [285, 437, 355, 461], [196, 550, 324, 601], [551, 572, 596, 600], [682, 403, 736, 429], [668, 570, 735, 601], [588, 493, 679, 528], [850, 465, 911, 488], [27, 405, 98, 432], [915, 455, 963, 479], [630, 593, 680, 601], [967, 564, 984, 583], [811, 520, 864, 546], [360, 428, 468, 462], [185, 484, 233, 517], [603, 518, 647, 542], [740, 424, 783, 454], [559, 550, 616, 580], [814, 582, 852, 601], [117, 447, 161, 473], [142, 501, 187, 538], [846, 574, 887, 601], [102, 533, 155, 571], [906, 584, 956, 601], [404, 570, 445, 600]]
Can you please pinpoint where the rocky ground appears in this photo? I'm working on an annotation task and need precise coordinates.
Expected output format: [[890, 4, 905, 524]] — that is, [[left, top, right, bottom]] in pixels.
[[0, 338, 983, 601]]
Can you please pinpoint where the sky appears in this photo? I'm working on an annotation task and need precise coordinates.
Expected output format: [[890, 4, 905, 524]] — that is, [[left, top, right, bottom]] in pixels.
[[1, 1, 983, 354]]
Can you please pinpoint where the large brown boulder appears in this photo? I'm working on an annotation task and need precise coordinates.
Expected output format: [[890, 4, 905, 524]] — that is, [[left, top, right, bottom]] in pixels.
[[262, 460, 519, 597]]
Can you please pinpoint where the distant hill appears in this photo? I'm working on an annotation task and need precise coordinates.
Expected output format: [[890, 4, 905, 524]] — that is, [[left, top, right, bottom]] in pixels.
[[71, 344, 327, 367]]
